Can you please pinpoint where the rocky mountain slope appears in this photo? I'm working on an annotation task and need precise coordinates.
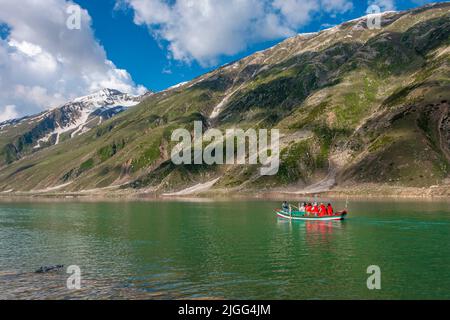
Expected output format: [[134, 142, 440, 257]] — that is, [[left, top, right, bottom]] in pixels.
[[0, 3, 449, 195], [0, 89, 149, 165]]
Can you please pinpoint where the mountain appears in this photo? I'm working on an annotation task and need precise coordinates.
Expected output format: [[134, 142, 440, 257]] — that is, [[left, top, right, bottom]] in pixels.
[[0, 3, 449, 196], [0, 89, 149, 164]]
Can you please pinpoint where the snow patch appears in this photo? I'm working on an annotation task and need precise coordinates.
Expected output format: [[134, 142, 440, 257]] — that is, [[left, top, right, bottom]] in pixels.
[[209, 84, 244, 119], [30, 89, 143, 149], [168, 81, 189, 90]]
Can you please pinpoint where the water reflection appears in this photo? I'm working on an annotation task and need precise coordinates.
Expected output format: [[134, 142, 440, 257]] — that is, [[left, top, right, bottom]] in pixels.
[[305, 221, 334, 245], [276, 218, 345, 246]]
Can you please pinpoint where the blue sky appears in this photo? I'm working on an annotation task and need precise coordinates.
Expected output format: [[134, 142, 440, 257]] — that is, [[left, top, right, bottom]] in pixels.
[[74, 0, 446, 92], [0, 0, 447, 120]]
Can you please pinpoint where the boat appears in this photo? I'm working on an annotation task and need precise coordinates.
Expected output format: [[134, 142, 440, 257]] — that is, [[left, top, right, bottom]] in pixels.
[[275, 209, 348, 221]]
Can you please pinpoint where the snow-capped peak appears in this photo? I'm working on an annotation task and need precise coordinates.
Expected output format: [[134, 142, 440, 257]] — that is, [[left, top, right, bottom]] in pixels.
[[72, 88, 142, 108], [25, 88, 149, 150]]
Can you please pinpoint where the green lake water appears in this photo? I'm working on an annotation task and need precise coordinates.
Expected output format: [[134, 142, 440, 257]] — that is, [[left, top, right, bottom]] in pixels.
[[0, 199, 449, 300]]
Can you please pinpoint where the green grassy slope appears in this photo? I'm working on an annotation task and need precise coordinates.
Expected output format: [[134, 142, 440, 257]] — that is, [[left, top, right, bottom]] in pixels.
[[0, 3, 449, 193]]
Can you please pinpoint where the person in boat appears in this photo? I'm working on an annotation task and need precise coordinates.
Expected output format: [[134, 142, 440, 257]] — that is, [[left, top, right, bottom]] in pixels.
[[282, 201, 289, 213], [307, 203, 313, 216], [304, 203, 310, 216], [327, 203, 334, 216], [299, 202, 306, 213], [312, 203, 319, 216], [297, 202, 306, 216], [309, 203, 313, 216], [319, 203, 327, 217]]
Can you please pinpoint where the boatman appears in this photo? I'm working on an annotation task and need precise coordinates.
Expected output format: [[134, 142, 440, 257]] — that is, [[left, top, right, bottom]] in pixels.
[[282, 201, 289, 213]]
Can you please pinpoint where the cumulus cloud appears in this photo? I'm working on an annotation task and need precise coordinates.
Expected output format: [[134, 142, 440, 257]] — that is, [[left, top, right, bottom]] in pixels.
[[121, 0, 354, 66], [0, 0, 145, 120], [368, 0, 397, 11]]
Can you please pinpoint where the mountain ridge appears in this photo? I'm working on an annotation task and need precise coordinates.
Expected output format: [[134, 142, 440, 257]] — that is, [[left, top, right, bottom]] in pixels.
[[0, 2, 449, 196], [0, 88, 151, 164]]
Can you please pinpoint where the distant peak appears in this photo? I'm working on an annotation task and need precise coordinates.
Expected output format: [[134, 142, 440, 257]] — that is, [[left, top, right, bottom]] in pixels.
[[99, 88, 122, 95], [73, 88, 124, 102]]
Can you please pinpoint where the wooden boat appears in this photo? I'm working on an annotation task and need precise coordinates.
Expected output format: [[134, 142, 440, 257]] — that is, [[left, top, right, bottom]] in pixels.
[[275, 209, 348, 221]]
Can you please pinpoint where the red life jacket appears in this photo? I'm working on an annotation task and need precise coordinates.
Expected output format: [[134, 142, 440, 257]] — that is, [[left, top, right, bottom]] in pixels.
[[327, 205, 334, 216], [312, 206, 319, 214], [306, 205, 311, 213], [319, 205, 326, 216]]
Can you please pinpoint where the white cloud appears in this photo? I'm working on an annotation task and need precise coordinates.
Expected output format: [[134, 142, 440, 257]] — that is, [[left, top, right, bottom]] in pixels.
[[0, 0, 145, 120], [121, 0, 353, 66], [0, 105, 18, 122], [272, 0, 320, 26], [368, 0, 397, 12], [322, 0, 354, 14]]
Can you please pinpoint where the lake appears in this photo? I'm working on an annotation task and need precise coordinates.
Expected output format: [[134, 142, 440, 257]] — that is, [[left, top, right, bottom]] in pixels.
[[0, 199, 449, 300]]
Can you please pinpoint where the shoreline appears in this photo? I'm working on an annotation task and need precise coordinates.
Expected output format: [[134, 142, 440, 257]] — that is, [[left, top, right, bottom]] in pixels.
[[1, 184, 450, 202]]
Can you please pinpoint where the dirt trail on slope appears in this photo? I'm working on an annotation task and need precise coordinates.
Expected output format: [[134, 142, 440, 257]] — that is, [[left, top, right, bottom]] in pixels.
[[438, 104, 450, 164], [162, 178, 221, 196], [284, 160, 337, 195]]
